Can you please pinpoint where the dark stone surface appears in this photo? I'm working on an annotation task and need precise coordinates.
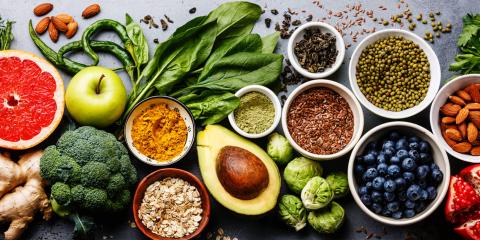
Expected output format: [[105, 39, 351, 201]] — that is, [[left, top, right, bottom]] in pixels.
[[1, 0, 479, 239]]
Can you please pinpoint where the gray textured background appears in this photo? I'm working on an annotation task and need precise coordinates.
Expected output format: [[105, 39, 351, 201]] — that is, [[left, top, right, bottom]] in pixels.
[[1, 0, 478, 239]]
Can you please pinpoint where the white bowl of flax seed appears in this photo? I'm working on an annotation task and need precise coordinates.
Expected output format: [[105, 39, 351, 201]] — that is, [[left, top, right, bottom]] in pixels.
[[282, 80, 364, 160]]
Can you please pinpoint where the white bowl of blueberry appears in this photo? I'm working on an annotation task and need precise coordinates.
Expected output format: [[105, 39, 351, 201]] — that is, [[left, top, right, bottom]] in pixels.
[[348, 121, 450, 225]]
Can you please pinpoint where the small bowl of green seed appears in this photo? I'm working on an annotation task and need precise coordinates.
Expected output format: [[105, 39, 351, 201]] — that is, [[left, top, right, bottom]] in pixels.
[[349, 29, 441, 119], [228, 85, 282, 139]]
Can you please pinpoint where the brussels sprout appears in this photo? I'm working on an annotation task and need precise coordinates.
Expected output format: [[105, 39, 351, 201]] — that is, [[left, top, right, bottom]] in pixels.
[[267, 132, 294, 165], [284, 157, 323, 194], [278, 195, 307, 231], [301, 176, 333, 210], [307, 201, 345, 234], [326, 172, 349, 199]]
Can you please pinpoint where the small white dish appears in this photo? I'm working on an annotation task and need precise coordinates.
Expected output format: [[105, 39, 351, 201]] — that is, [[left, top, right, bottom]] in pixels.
[[281, 80, 364, 160], [228, 85, 281, 139], [287, 22, 345, 79], [348, 121, 450, 226], [349, 29, 441, 119], [124, 96, 195, 167], [430, 74, 480, 163]]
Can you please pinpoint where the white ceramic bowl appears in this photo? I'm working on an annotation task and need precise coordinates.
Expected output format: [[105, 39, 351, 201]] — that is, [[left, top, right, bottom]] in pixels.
[[124, 96, 195, 166], [287, 22, 345, 79], [349, 29, 441, 119], [430, 74, 480, 163], [281, 80, 364, 160], [348, 121, 450, 226], [228, 85, 281, 139]]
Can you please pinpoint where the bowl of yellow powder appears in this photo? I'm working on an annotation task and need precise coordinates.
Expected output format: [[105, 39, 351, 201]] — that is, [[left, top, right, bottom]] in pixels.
[[124, 96, 195, 166], [228, 85, 282, 139]]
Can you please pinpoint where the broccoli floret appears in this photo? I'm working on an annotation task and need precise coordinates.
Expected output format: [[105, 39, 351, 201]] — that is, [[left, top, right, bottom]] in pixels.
[[40, 126, 138, 216], [51, 182, 72, 206]]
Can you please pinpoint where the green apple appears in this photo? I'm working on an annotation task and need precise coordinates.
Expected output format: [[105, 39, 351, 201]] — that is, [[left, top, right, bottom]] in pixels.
[[66, 66, 127, 128]]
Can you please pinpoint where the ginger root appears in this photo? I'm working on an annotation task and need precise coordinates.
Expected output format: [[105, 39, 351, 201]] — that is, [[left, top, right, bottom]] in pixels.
[[0, 150, 52, 240]]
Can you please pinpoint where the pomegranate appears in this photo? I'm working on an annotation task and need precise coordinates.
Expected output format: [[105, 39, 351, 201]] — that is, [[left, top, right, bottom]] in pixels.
[[446, 164, 480, 239]]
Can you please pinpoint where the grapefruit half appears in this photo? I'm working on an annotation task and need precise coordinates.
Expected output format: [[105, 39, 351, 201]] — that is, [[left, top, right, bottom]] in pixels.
[[0, 50, 64, 150]]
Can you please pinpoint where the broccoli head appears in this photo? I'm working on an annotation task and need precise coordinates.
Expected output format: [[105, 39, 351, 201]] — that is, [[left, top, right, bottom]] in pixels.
[[40, 126, 138, 216]]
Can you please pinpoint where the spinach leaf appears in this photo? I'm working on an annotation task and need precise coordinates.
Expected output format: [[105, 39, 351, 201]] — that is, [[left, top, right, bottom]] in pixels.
[[199, 33, 263, 81], [172, 52, 283, 95], [261, 32, 280, 53], [125, 14, 148, 81], [179, 90, 240, 126], [450, 13, 480, 75]]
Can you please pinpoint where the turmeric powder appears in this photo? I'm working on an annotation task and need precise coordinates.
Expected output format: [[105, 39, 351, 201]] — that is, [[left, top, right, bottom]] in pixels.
[[131, 103, 187, 162]]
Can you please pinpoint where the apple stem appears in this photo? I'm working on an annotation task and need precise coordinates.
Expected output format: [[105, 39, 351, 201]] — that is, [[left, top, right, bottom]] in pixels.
[[96, 74, 105, 94]]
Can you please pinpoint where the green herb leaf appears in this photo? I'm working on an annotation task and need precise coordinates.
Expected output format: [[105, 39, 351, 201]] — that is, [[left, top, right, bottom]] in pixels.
[[458, 24, 480, 47], [261, 32, 280, 53], [125, 14, 148, 83], [69, 212, 95, 240], [0, 16, 14, 50]]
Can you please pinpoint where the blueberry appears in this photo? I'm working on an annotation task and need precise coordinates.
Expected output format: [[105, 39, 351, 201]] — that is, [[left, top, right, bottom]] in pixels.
[[361, 194, 372, 206], [405, 200, 416, 209], [356, 156, 364, 164], [419, 141, 431, 153], [367, 141, 379, 151], [395, 138, 408, 150], [416, 165, 430, 179], [418, 179, 428, 189], [355, 164, 366, 178], [431, 169, 443, 184], [387, 201, 400, 212], [359, 186, 369, 196], [415, 201, 426, 213], [377, 163, 388, 176], [366, 181, 373, 189], [368, 150, 379, 159], [389, 131, 401, 141], [384, 192, 395, 202], [363, 168, 378, 181], [408, 149, 420, 160], [372, 177, 386, 190], [397, 191, 407, 201], [392, 211, 403, 219], [430, 163, 440, 171], [419, 153, 431, 164], [390, 156, 401, 165], [383, 140, 395, 150], [396, 150, 409, 160], [420, 189, 429, 201], [372, 191, 383, 203], [394, 177, 407, 191], [377, 154, 387, 164], [427, 186, 437, 200], [402, 157, 417, 171], [384, 179, 397, 192], [403, 172, 415, 183], [384, 147, 395, 159], [382, 209, 392, 217], [363, 153, 376, 165], [387, 165, 402, 178], [404, 209, 416, 218], [409, 142, 419, 150], [371, 203, 383, 214], [408, 136, 420, 143], [407, 184, 421, 201]]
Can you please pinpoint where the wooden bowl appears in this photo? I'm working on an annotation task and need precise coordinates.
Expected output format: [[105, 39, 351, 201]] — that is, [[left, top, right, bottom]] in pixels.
[[132, 168, 211, 240]]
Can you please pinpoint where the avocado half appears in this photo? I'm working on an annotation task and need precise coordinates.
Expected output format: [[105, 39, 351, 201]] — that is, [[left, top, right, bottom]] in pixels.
[[197, 125, 281, 215]]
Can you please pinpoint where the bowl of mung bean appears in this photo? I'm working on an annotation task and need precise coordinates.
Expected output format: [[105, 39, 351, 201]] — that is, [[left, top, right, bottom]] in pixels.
[[349, 29, 441, 119]]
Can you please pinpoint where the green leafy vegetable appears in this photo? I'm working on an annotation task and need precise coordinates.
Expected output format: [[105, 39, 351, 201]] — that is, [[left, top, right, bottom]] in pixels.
[[261, 32, 280, 53], [0, 16, 14, 50], [69, 212, 95, 240], [450, 13, 480, 74], [125, 14, 148, 84]]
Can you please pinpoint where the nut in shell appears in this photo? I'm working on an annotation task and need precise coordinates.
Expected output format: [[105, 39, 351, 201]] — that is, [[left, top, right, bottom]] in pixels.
[[65, 21, 78, 39], [35, 17, 50, 34], [33, 3, 53, 16], [82, 4, 101, 19]]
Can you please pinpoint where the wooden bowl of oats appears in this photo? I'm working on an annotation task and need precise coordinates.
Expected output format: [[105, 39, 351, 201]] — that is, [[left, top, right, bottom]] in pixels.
[[133, 168, 211, 240]]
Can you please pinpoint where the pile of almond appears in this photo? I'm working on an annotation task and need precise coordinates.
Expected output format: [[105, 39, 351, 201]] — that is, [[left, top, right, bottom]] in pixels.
[[33, 3, 101, 43], [440, 83, 480, 156]]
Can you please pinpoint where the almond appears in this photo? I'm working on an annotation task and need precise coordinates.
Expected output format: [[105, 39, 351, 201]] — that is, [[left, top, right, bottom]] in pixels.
[[456, 108, 470, 124], [442, 131, 458, 147], [467, 84, 480, 103], [446, 128, 463, 142], [466, 103, 480, 110], [468, 122, 479, 143], [33, 3, 53, 16], [51, 16, 68, 32], [452, 142, 472, 153], [470, 111, 480, 128], [440, 103, 462, 116], [56, 13, 73, 24], [449, 95, 466, 106], [82, 4, 101, 19], [457, 90, 472, 102], [441, 116, 456, 124], [471, 146, 480, 156], [65, 21, 78, 39], [48, 21, 58, 43], [35, 17, 50, 34], [459, 122, 468, 139]]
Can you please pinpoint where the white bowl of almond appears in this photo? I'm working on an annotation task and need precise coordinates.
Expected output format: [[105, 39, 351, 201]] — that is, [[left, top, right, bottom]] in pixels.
[[430, 74, 480, 163]]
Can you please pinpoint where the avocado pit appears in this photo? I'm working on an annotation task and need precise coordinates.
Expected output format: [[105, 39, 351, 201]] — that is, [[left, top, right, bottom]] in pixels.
[[216, 146, 269, 200]]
